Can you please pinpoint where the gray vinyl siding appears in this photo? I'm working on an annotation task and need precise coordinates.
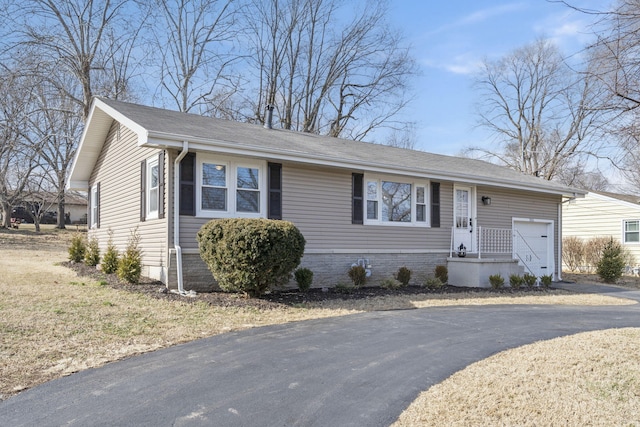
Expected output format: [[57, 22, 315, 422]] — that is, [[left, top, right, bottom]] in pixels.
[[89, 122, 168, 279], [476, 185, 561, 274], [175, 160, 454, 252], [283, 165, 453, 251]]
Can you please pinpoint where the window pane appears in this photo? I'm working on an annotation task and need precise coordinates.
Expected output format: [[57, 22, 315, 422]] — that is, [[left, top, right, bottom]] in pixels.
[[381, 181, 411, 222], [150, 164, 158, 188], [416, 187, 425, 204], [367, 200, 378, 219], [626, 232, 639, 243], [203, 163, 226, 186], [367, 181, 377, 199], [237, 190, 259, 212], [202, 187, 226, 210], [237, 167, 259, 190], [626, 221, 639, 232], [416, 205, 426, 222], [149, 189, 158, 212]]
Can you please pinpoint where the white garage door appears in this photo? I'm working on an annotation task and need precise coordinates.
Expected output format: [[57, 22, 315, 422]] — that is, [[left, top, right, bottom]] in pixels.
[[513, 221, 552, 278]]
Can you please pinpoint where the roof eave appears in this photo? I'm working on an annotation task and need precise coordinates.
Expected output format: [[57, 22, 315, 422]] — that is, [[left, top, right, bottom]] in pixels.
[[144, 133, 583, 198]]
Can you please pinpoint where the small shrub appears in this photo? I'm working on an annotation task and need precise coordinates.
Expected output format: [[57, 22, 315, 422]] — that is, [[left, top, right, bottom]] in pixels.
[[117, 228, 142, 284], [562, 236, 584, 272], [84, 236, 101, 267], [523, 273, 537, 289], [395, 266, 411, 287], [101, 231, 119, 274], [197, 218, 306, 296], [68, 233, 86, 263], [348, 265, 367, 287], [434, 265, 448, 284], [489, 274, 504, 289], [424, 277, 444, 290], [380, 277, 403, 290], [509, 274, 523, 290], [540, 274, 553, 289], [294, 268, 314, 292], [334, 282, 355, 294], [584, 237, 611, 273], [597, 239, 626, 283]]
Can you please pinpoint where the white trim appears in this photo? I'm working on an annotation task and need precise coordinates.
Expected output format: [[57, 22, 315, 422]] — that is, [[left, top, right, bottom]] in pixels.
[[90, 184, 98, 229], [363, 174, 430, 227], [195, 153, 267, 218], [622, 219, 640, 244], [146, 155, 159, 220]]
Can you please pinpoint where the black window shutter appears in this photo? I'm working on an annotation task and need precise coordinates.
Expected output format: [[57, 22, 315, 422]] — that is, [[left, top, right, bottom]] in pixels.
[[158, 151, 165, 219], [431, 182, 440, 228], [179, 152, 196, 216], [87, 186, 92, 227], [140, 160, 146, 222], [96, 182, 101, 228], [268, 162, 282, 220], [352, 173, 364, 225]]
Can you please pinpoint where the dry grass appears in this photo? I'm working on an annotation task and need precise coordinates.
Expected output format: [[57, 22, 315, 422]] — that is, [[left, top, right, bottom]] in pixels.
[[393, 328, 640, 426], [0, 225, 635, 406]]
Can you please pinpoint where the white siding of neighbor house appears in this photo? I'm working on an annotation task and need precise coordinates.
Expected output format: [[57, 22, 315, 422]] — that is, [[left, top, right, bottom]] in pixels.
[[88, 122, 169, 281], [563, 192, 640, 266]]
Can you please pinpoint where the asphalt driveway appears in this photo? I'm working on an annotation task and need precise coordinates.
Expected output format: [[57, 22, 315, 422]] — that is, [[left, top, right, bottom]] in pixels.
[[2, 283, 640, 426]]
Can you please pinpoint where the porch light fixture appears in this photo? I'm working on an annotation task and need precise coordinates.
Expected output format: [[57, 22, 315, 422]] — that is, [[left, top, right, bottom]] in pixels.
[[481, 196, 491, 206]]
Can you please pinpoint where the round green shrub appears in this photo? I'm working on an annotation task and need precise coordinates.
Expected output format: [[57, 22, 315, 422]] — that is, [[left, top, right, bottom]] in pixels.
[[197, 218, 306, 297], [380, 277, 403, 289], [509, 274, 523, 290], [597, 239, 625, 283], [395, 266, 411, 287], [489, 274, 504, 289], [101, 244, 119, 274], [294, 268, 314, 292]]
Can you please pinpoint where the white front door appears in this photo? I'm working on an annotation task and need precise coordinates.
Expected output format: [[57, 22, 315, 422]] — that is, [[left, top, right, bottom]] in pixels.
[[454, 186, 475, 253]]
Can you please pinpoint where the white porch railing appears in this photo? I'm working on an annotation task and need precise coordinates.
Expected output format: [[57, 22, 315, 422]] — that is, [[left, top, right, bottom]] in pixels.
[[477, 227, 512, 259], [450, 226, 513, 259]]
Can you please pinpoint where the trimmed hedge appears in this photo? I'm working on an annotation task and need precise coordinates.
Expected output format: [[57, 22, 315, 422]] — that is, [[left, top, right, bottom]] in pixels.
[[197, 218, 306, 296]]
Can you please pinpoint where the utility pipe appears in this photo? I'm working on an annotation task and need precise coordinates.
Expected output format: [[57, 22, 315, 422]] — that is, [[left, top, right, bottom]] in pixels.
[[174, 141, 189, 295]]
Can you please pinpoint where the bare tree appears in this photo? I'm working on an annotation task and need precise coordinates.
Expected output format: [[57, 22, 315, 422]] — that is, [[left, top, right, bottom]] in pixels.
[[242, 0, 415, 140], [27, 75, 84, 229], [148, 0, 240, 113], [0, 66, 42, 228], [6, 0, 141, 119], [472, 39, 604, 182]]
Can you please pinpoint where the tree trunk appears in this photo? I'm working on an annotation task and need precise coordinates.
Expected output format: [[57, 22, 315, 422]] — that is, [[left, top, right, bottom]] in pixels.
[[1, 202, 10, 229], [56, 192, 66, 229]]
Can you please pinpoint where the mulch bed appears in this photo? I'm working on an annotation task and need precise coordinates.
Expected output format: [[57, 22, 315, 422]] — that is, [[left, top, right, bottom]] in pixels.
[[63, 261, 560, 310]]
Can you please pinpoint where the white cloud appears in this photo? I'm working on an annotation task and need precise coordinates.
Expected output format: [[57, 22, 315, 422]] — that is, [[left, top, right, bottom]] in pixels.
[[426, 2, 528, 37]]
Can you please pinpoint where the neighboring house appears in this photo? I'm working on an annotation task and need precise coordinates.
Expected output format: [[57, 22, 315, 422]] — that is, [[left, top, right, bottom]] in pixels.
[[8, 191, 87, 224], [563, 191, 640, 269], [67, 98, 585, 292]]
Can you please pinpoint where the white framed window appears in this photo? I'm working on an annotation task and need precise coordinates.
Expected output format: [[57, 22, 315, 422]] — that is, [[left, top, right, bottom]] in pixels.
[[364, 175, 429, 226], [624, 220, 640, 243], [90, 184, 99, 228], [146, 156, 159, 219], [196, 155, 266, 218]]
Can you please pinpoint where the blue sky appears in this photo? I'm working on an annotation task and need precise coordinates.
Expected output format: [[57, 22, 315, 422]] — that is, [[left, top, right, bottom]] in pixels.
[[386, 0, 605, 155]]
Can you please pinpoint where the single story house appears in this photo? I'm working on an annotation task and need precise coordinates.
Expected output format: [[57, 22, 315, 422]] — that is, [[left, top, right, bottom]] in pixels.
[[563, 190, 640, 270], [67, 98, 585, 292]]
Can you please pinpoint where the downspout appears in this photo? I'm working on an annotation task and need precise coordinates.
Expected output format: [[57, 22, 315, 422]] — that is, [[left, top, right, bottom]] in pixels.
[[557, 200, 563, 282], [174, 141, 189, 295]]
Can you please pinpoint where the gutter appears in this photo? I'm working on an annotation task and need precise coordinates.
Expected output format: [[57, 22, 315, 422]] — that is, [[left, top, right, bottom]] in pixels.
[[173, 141, 190, 296]]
